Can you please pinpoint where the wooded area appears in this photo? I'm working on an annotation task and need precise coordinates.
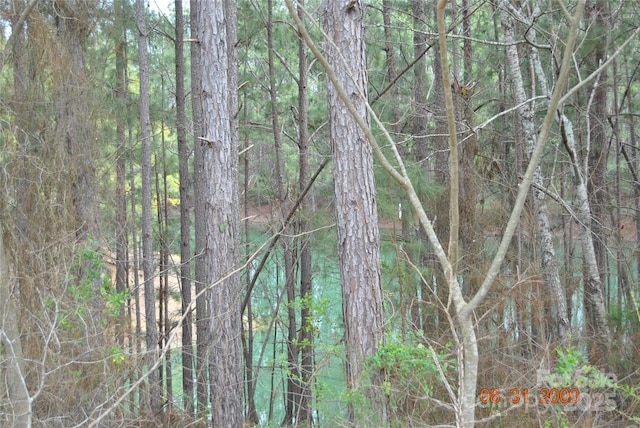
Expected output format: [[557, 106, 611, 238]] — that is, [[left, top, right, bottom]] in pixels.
[[0, 0, 639, 427]]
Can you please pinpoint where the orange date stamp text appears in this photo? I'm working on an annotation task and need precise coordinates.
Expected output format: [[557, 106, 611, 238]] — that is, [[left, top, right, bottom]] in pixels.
[[479, 387, 580, 406]]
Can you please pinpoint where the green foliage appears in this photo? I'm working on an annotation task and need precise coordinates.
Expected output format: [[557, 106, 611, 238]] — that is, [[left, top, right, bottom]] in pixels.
[[546, 346, 612, 390], [542, 346, 640, 424], [101, 281, 130, 319], [368, 334, 455, 423], [551, 346, 587, 385], [108, 345, 126, 366], [60, 241, 128, 333]]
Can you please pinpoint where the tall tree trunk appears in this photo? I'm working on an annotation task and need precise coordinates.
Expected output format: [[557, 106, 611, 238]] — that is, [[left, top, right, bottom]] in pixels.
[[458, 0, 482, 299], [323, 0, 388, 424], [128, 78, 144, 418], [174, 0, 194, 416], [190, 0, 209, 415], [54, 2, 95, 241], [296, 1, 314, 423], [524, 0, 610, 353], [197, 1, 243, 424], [585, 0, 610, 357], [115, 0, 129, 351], [500, 2, 569, 341], [413, 0, 428, 168], [241, 98, 260, 425], [382, 0, 409, 341], [135, 0, 161, 418]]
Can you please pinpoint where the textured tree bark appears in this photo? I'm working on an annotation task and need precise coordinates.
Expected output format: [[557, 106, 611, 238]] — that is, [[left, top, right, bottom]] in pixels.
[[189, 0, 209, 416], [296, 2, 314, 423], [0, 224, 31, 428], [114, 0, 128, 351], [522, 0, 610, 352], [197, 1, 244, 424], [560, 117, 611, 349], [585, 0, 610, 358], [500, 2, 569, 341], [323, 0, 388, 425], [412, 0, 429, 168], [54, 7, 88, 221], [135, 0, 161, 418], [174, 0, 194, 416]]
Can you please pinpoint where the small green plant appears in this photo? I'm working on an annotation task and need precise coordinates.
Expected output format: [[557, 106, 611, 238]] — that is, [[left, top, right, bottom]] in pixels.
[[60, 240, 128, 333], [101, 279, 130, 319], [546, 346, 614, 390], [538, 345, 640, 424], [367, 334, 455, 424], [108, 345, 126, 366]]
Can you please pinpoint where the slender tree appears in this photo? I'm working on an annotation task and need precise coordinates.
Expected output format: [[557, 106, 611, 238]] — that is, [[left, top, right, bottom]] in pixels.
[[265, 0, 300, 423], [114, 0, 129, 349], [135, 0, 161, 418], [174, 0, 194, 415], [585, 0, 611, 358], [190, 0, 210, 416], [296, 0, 314, 423]]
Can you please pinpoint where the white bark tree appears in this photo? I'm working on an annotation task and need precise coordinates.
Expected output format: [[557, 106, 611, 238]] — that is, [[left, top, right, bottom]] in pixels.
[[500, 1, 570, 341]]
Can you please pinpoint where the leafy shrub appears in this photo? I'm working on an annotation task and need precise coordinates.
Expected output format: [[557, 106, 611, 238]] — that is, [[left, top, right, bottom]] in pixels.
[[368, 335, 455, 425]]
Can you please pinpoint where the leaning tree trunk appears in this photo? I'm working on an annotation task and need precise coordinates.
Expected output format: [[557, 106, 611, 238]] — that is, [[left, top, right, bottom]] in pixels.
[[197, 1, 243, 424], [560, 116, 611, 350], [524, 1, 611, 352], [323, 0, 388, 425]]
